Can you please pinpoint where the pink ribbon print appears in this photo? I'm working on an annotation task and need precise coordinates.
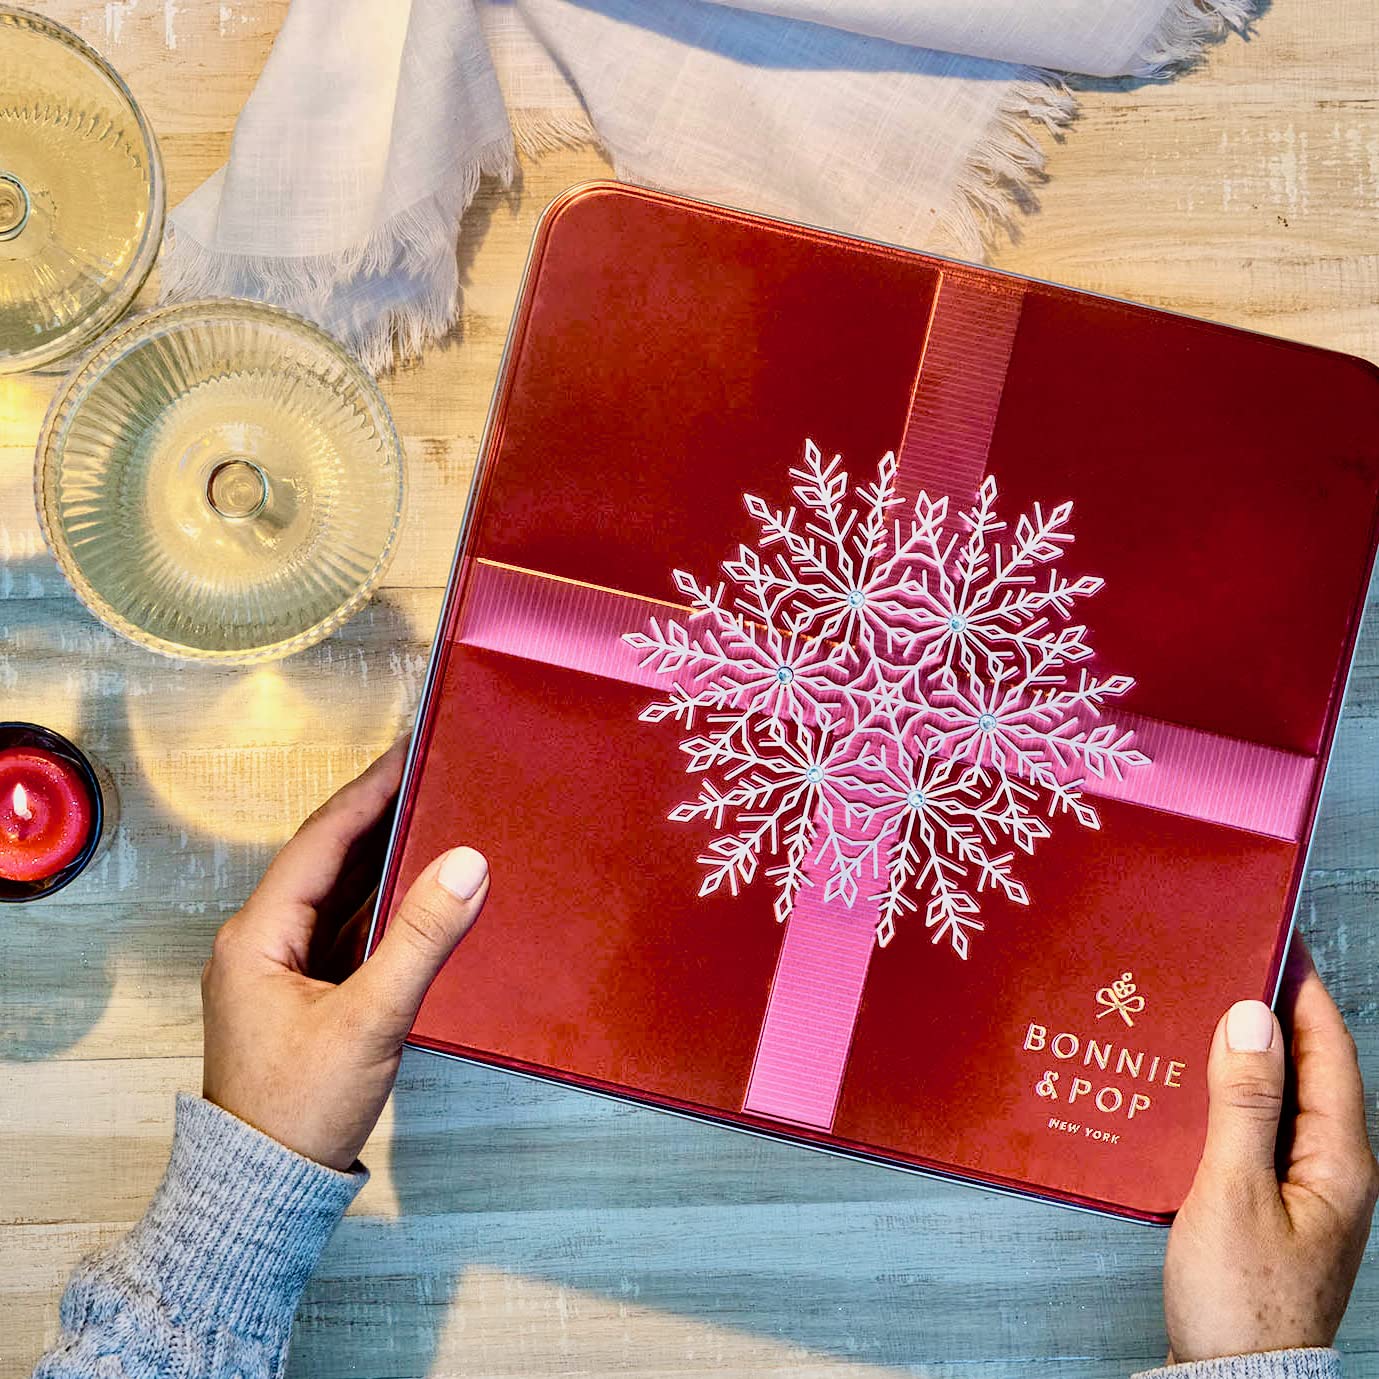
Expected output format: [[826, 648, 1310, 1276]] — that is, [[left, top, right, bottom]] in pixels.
[[454, 269, 1316, 1134]]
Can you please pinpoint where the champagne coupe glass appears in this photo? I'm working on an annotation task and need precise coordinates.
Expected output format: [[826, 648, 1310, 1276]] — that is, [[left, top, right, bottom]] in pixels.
[[36, 300, 406, 663], [0, 6, 164, 374]]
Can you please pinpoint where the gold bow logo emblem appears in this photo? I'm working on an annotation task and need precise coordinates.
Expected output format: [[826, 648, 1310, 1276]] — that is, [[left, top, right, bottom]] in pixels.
[[1095, 971, 1145, 1027]]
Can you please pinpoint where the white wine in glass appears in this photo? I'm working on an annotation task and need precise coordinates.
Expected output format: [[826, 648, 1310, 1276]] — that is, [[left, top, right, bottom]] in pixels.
[[0, 6, 163, 374]]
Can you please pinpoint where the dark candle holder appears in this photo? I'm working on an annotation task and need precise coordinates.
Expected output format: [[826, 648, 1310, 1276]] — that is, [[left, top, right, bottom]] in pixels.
[[0, 722, 106, 903]]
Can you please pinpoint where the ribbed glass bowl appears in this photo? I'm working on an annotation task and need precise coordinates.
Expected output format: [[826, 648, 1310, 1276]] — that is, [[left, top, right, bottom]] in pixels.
[[36, 300, 406, 663], [0, 5, 164, 374]]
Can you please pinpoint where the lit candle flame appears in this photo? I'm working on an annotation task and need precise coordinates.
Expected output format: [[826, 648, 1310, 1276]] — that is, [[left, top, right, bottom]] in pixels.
[[11, 782, 32, 821]]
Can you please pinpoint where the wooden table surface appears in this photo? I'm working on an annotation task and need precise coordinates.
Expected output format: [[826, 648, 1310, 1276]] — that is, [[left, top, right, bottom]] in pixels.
[[3, 3, 1377, 1376]]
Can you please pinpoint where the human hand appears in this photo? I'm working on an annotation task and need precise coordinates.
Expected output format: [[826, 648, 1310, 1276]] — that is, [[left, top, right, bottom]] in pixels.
[[1163, 938, 1378, 1362], [201, 742, 489, 1171]]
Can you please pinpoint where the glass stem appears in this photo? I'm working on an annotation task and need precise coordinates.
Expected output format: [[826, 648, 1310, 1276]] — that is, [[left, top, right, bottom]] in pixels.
[[0, 172, 30, 241]]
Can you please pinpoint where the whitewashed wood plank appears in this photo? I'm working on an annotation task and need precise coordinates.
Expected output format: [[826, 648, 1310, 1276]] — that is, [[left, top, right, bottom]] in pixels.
[[6, 2, 1379, 1377]]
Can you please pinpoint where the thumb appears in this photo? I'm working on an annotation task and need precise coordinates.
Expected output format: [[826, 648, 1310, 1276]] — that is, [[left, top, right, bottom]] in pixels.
[[1199, 998, 1287, 1189], [347, 847, 490, 1038]]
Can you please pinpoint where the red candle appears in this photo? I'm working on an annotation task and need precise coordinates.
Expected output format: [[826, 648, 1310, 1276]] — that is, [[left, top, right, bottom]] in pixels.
[[0, 746, 94, 882]]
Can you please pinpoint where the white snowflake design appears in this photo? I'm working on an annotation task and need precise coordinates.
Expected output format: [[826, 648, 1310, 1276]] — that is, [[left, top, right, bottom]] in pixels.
[[625, 440, 1149, 958]]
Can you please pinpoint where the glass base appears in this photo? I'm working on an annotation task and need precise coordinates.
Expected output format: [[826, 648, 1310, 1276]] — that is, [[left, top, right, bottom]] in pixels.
[[37, 300, 406, 662]]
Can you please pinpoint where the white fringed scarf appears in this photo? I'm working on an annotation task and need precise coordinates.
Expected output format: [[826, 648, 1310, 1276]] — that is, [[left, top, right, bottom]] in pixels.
[[160, 0, 1254, 372]]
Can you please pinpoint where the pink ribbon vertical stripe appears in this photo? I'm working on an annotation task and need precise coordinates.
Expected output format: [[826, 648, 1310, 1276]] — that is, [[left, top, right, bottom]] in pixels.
[[741, 880, 881, 1128], [896, 273, 1025, 512], [742, 271, 1028, 1132]]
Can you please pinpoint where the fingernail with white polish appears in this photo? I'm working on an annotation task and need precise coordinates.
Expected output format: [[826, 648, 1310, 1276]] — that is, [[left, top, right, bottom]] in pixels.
[[438, 846, 488, 901], [1225, 999, 1275, 1052]]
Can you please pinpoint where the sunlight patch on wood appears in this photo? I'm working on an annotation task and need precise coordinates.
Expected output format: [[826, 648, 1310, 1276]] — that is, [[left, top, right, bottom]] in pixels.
[[443, 1267, 924, 1379], [126, 666, 403, 844]]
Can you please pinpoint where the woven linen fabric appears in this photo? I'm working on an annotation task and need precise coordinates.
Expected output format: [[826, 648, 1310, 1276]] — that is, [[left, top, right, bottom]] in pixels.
[[161, 0, 1255, 371]]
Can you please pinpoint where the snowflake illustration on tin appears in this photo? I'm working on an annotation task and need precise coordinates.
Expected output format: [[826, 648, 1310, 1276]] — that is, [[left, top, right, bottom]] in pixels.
[[625, 439, 1149, 958]]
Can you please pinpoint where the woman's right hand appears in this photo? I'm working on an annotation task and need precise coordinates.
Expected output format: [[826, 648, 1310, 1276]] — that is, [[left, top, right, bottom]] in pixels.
[[1163, 938, 1378, 1363]]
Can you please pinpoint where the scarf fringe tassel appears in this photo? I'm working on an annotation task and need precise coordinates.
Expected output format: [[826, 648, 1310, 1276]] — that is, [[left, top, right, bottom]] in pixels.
[[158, 0, 1255, 373], [1132, 0, 1256, 77], [158, 136, 519, 374], [935, 0, 1255, 259]]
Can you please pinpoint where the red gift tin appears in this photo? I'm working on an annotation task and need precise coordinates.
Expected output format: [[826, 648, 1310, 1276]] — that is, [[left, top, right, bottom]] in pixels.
[[369, 182, 1379, 1222]]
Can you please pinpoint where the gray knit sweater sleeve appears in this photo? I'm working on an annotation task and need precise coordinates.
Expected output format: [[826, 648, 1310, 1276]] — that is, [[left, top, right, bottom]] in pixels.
[[30, 1096, 1343, 1379], [32, 1093, 365, 1379], [1134, 1352, 1342, 1379]]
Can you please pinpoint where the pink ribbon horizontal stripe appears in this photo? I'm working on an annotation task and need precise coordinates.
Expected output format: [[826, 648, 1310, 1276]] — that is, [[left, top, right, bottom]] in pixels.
[[455, 559, 689, 690], [1087, 710, 1311, 841], [454, 557, 1313, 844], [741, 879, 880, 1128]]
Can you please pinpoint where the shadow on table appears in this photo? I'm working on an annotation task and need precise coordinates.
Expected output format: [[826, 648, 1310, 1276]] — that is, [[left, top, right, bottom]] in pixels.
[[563, 0, 1271, 84], [0, 571, 125, 1060], [291, 1052, 1171, 1379], [0, 589, 425, 1062]]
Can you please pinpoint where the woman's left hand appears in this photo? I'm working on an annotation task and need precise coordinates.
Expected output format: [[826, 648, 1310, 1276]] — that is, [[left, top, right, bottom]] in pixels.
[[201, 742, 490, 1170]]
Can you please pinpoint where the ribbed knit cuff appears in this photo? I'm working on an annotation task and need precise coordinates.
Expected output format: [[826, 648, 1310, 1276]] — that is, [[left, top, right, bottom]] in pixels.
[[108, 1093, 367, 1342], [1133, 1350, 1342, 1379]]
